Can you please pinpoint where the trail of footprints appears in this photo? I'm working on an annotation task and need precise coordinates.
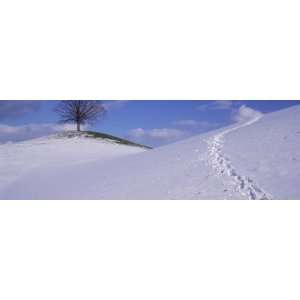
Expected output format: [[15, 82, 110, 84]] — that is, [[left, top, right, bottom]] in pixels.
[[207, 119, 272, 200]]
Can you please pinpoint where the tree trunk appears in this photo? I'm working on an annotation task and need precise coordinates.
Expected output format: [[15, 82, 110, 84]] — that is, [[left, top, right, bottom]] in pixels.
[[77, 122, 80, 131]]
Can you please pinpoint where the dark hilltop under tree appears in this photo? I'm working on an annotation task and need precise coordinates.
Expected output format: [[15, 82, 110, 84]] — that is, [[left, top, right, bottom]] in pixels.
[[55, 100, 106, 131]]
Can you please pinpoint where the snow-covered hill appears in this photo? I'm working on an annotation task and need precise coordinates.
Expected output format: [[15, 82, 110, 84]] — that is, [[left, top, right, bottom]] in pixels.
[[1, 105, 299, 200], [0, 132, 146, 193]]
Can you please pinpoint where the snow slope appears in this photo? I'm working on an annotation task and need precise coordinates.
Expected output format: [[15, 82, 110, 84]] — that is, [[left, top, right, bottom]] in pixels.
[[224, 107, 300, 199], [0, 132, 146, 193], [1, 105, 299, 200]]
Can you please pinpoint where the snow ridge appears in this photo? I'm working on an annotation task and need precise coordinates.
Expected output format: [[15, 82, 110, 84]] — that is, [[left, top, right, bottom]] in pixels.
[[207, 117, 272, 200]]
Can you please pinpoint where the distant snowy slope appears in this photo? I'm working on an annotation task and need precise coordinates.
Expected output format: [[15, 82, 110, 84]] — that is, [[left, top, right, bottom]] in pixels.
[[1, 105, 300, 200]]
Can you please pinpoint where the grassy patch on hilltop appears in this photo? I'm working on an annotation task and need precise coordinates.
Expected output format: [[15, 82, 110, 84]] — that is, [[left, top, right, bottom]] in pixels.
[[84, 131, 152, 149]]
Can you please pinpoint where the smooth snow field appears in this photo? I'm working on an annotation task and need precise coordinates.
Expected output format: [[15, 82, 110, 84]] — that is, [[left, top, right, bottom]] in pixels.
[[0, 105, 300, 200]]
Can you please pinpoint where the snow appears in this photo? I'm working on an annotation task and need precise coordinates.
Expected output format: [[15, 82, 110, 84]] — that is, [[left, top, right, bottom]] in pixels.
[[0, 105, 300, 200], [224, 106, 300, 199], [206, 115, 272, 200], [0, 134, 145, 193]]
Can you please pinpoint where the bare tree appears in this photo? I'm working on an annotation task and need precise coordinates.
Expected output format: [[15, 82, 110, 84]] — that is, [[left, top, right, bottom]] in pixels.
[[55, 100, 106, 131]]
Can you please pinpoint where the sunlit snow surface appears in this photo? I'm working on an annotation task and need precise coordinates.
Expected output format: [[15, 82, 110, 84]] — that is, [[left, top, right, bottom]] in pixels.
[[1, 105, 300, 199]]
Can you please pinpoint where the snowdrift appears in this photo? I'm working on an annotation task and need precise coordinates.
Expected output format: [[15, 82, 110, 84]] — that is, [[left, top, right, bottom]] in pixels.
[[0, 105, 299, 200]]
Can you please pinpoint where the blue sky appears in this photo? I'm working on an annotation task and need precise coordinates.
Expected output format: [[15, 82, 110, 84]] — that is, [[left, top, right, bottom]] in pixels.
[[0, 100, 299, 147]]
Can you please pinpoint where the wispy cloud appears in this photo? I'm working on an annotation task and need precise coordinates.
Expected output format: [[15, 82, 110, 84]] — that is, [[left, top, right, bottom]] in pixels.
[[103, 100, 129, 111], [0, 123, 85, 144], [0, 101, 41, 120], [128, 127, 186, 141], [197, 100, 234, 112], [173, 119, 200, 127], [128, 118, 221, 147], [174, 119, 219, 129]]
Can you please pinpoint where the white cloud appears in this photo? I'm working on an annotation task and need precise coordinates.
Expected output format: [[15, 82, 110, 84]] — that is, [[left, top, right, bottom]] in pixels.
[[103, 100, 129, 111], [197, 101, 234, 111], [214, 100, 233, 110], [174, 119, 219, 129], [232, 105, 263, 123], [129, 120, 221, 147], [128, 128, 146, 138], [0, 123, 87, 144], [148, 128, 185, 139], [128, 127, 185, 141], [174, 119, 200, 127]]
